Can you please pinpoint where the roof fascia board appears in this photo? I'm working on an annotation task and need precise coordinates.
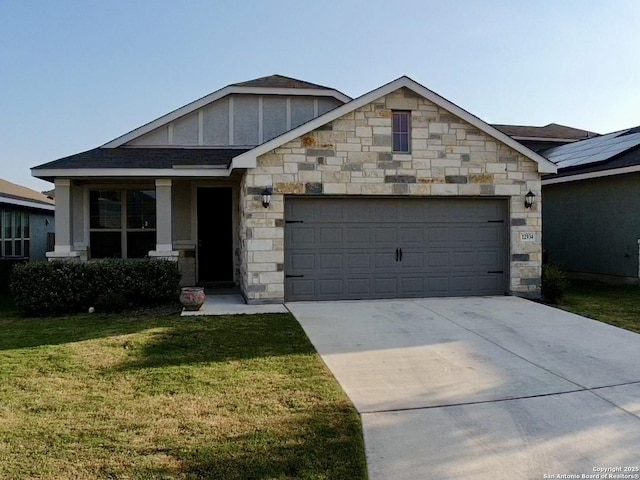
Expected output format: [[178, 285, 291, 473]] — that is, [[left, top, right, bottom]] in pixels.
[[232, 76, 557, 174], [103, 86, 351, 148], [0, 196, 55, 211], [31, 167, 232, 179], [542, 165, 640, 185]]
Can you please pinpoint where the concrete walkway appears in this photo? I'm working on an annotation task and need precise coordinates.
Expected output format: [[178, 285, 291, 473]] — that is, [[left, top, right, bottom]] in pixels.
[[287, 296, 640, 480], [181, 294, 288, 316]]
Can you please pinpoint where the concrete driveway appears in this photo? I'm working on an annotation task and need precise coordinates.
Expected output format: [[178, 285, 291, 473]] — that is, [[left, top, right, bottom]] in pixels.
[[286, 296, 640, 480]]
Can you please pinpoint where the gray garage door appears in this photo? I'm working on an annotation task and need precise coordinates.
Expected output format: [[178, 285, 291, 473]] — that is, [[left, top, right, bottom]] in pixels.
[[285, 197, 508, 301]]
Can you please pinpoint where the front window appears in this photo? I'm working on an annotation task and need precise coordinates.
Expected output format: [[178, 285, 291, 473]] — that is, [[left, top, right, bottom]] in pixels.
[[0, 210, 30, 258], [392, 111, 411, 153], [89, 189, 156, 259]]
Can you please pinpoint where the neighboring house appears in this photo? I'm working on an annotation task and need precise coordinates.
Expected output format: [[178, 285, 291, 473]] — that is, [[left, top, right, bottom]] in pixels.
[[492, 123, 599, 152], [0, 178, 55, 289], [542, 126, 640, 284], [32, 74, 556, 303]]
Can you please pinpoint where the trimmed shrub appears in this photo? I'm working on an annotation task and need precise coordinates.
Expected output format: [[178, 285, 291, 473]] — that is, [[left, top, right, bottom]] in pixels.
[[542, 264, 568, 304], [10, 259, 181, 316], [94, 292, 129, 314]]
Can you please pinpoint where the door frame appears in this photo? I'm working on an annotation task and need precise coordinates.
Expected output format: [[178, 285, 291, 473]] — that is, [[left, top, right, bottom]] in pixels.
[[192, 183, 239, 284]]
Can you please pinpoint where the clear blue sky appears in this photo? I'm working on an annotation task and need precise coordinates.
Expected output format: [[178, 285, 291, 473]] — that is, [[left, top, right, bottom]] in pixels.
[[1, 0, 638, 191]]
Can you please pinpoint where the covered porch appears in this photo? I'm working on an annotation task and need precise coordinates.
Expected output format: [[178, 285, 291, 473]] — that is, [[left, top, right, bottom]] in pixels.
[[46, 176, 242, 288]]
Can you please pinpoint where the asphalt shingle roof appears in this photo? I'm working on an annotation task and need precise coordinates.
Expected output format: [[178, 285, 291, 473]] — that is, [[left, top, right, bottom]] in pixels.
[[492, 123, 599, 140], [32, 148, 250, 171], [230, 74, 333, 90]]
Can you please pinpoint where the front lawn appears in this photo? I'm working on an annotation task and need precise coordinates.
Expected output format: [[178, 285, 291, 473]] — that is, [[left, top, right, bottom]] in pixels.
[[558, 280, 640, 333], [0, 294, 367, 479]]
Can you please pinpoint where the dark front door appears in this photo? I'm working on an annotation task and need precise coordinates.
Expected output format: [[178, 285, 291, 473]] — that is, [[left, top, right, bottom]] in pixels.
[[197, 187, 234, 283]]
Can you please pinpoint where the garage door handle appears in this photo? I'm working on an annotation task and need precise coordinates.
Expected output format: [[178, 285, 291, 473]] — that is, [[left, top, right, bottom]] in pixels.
[[286, 275, 304, 278], [395, 248, 399, 262], [399, 248, 403, 261], [487, 270, 503, 274]]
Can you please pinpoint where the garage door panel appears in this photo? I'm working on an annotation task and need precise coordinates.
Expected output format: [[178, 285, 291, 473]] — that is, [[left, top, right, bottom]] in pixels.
[[318, 253, 343, 270], [346, 226, 371, 244], [285, 198, 507, 301], [289, 278, 315, 297], [374, 226, 397, 244], [347, 252, 373, 269], [318, 278, 344, 296], [289, 226, 315, 245], [318, 227, 342, 245], [346, 278, 371, 295], [374, 277, 399, 295], [289, 252, 315, 270]]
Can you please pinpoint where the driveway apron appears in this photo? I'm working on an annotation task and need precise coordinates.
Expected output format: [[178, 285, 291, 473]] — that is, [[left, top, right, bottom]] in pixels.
[[287, 296, 640, 480]]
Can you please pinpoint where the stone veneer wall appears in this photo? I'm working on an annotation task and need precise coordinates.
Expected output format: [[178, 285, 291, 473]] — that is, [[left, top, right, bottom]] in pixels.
[[239, 87, 542, 303]]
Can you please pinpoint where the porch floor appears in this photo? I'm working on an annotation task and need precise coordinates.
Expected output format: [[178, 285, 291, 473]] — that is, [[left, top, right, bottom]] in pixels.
[[181, 293, 288, 316]]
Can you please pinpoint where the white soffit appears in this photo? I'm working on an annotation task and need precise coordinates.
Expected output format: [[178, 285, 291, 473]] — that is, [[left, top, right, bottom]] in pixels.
[[232, 76, 557, 174]]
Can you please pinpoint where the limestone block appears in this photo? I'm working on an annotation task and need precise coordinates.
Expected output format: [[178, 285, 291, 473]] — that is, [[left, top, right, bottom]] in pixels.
[[335, 142, 363, 152], [356, 126, 372, 137], [361, 184, 393, 195], [413, 128, 429, 139], [346, 184, 363, 194], [373, 126, 392, 135], [258, 154, 283, 167], [322, 171, 350, 183], [468, 173, 493, 184], [284, 162, 298, 174], [275, 182, 304, 194], [431, 184, 459, 195], [247, 239, 273, 251], [298, 171, 322, 183], [324, 183, 347, 194], [333, 119, 356, 131], [429, 123, 449, 134], [408, 184, 432, 195], [386, 97, 418, 110], [252, 251, 284, 263], [494, 185, 522, 196], [486, 163, 507, 173]]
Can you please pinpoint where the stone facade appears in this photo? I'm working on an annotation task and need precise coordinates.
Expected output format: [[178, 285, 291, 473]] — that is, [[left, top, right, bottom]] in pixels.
[[239, 87, 542, 303]]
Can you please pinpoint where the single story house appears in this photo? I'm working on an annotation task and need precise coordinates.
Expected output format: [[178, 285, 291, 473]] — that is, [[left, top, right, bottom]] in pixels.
[[32, 74, 556, 303], [542, 126, 640, 284], [0, 178, 55, 289]]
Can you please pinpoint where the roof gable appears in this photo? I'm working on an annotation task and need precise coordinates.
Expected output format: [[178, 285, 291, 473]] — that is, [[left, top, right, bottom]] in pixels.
[[233, 76, 557, 174], [102, 76, 351, 148]]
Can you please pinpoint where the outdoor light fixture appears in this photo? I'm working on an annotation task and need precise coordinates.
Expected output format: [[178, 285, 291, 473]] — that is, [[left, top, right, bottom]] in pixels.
[[262, 186, 273, 208], [524, 190, 536, 209]]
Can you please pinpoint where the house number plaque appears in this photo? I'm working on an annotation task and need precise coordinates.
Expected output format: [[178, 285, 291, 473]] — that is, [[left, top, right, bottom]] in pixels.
[[519, 232, 536, 242]]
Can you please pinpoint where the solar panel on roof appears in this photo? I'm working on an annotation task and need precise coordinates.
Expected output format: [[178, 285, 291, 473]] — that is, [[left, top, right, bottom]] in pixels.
[[544, 128, 640, 170]]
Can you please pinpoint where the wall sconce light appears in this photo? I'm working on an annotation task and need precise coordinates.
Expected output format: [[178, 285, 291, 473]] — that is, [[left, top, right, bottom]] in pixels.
[[524, 190, 536, 209], [262, 186, 273, 208]]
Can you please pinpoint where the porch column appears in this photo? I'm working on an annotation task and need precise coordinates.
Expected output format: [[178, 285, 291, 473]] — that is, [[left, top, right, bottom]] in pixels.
[[148, 178, 178, 260], [46, 178, 80, 260]]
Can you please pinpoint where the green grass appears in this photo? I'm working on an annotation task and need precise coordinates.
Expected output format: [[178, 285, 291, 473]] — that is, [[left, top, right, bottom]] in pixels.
[[558, 280, 640, 333], [0, 293, 367, 479]]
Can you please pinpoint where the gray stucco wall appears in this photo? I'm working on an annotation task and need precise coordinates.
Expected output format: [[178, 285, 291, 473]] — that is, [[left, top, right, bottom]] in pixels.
[[543, 173, 640, 279], [29, 210, 55, 261]]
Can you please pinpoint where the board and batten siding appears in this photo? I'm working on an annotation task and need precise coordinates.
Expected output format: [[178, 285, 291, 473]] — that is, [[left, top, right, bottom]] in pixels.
[[126, 95, 343, 148], [239, 87, 543, 303]]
